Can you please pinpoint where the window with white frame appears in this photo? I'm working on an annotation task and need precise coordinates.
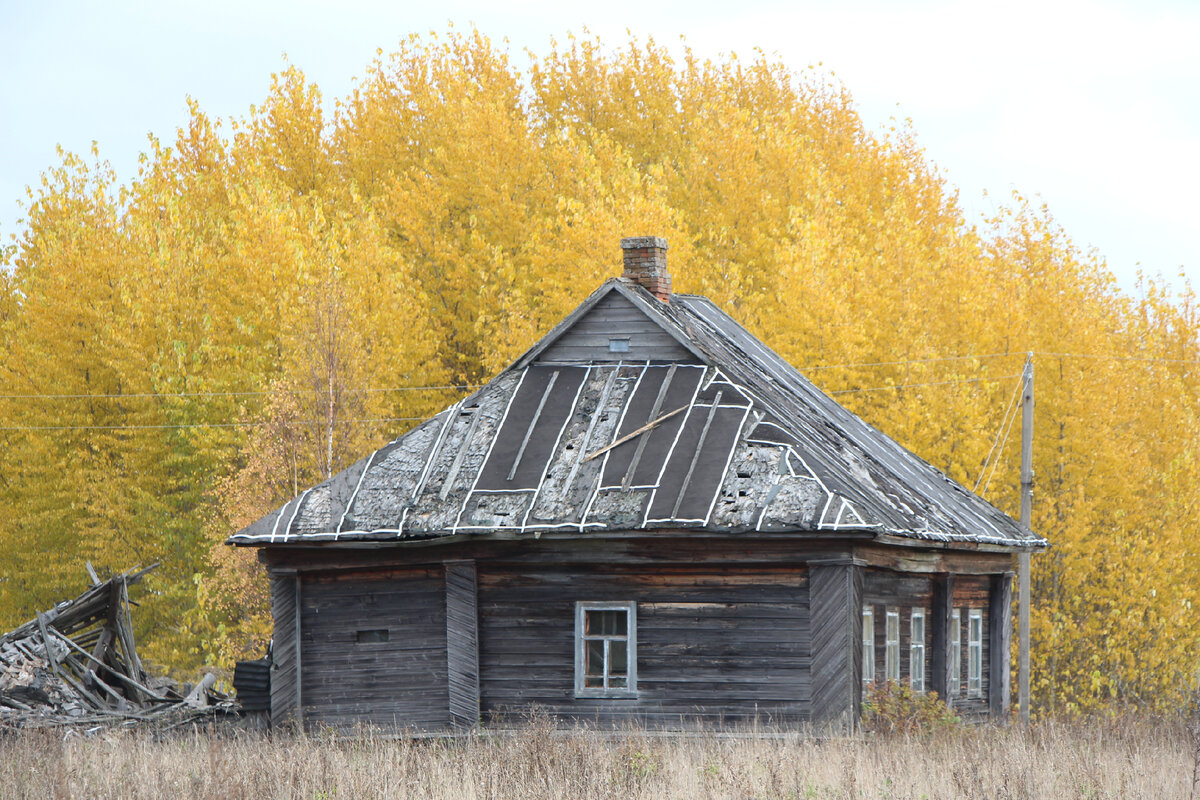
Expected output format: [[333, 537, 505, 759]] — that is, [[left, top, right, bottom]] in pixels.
[[575, 602, 637, 697], [885, 608, 900, 682], [910, 608, 925, 692], [862, 606, 875, 684], [950, 608, 961, 696], [967, 608, 983, 697]]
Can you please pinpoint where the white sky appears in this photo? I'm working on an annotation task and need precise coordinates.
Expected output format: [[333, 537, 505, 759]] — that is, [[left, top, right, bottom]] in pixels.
[[2, 0, 1197, 297]]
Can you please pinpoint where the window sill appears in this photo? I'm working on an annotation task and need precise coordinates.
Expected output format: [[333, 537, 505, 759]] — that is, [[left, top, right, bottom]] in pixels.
[[574, 689, 639, 700]]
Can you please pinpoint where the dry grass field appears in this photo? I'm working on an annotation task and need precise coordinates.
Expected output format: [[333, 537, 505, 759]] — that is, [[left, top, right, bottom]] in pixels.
[[1, 715, 1196, 800]]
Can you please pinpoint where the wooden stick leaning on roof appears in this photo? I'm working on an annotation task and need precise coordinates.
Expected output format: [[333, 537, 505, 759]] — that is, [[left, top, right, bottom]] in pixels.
[[583, 403, 689, 463]]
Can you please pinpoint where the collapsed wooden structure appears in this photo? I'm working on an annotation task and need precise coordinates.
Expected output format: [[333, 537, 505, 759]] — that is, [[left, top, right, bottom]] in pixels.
[[231, 236, 1047, 733], [0, 566, 230, 730]]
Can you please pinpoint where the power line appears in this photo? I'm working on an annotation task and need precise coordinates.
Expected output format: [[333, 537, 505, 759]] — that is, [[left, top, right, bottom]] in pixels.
[[0, 386, 482, 400], [0, 417, 431, 433], [1036, 351, 1200, 366], [827, 374, 1023, 396], [0, 354, 1029, 402], [803, 352, 1021, 371]]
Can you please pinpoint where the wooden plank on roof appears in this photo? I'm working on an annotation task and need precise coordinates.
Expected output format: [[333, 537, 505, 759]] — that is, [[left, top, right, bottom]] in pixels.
[[507, 371, 559, 481], [670, 391, 722, 519], [622, 365, 677, 490], [440, 408, 483, 500]]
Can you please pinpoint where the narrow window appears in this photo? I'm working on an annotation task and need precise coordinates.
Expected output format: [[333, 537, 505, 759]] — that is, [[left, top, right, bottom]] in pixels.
[[885, 608, 900, 682], [968, 608, 983, 697], [949, 608, 961, 696], [608, 338, 631, 353], [910, 608, 925, 692], [862, 606, 875, 685], [355, 629, 389, 643], [575, 602, 637, 697]]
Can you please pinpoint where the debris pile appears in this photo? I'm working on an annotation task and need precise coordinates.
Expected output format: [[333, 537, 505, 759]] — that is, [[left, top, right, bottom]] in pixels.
[[0, 565, 232, 730]]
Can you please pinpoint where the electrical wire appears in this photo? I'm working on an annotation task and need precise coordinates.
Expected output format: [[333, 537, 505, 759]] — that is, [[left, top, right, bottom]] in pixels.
[[1036, 351, 1200, 366], [827, 374, 1022, 396], [973, 371, 1025, 492], [803, 352, 1021, 371], [978, 389, 1022, 500], [0, 385, 482, 400], [0, 417, 431, 433]]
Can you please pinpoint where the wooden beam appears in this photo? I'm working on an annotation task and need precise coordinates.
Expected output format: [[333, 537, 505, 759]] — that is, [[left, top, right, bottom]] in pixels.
[[507, 371, 559, 481], [1018, 355, 1034, 724], [583, 403, 688, 463], [809, 562, 863, 734], [294, 576, 303, 730], [564, 368, 619, 489], [441, 408, 483, 500], [930, 575, 954, 700], [990, 573, 1013, 719], [444, 561, 480, 730], [671, 391, 721, 518]]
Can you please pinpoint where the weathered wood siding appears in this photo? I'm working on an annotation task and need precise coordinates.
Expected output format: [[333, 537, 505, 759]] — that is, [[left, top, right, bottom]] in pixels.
[[477, 564, 810, 726], [989, 573, 1012, 718], [298, 566, 449, 731], [269, 572, 299, 725], [535, 291, 699, 364], [930, 575, 954, 699], [445, 560, 480, 729], [809, 563, 863, 732]]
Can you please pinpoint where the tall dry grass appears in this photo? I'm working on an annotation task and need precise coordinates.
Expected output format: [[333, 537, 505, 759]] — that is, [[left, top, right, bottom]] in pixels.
[[1, 715, 1195, 799]]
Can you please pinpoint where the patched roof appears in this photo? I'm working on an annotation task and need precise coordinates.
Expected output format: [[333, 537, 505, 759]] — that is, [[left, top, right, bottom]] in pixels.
[[230, 279, 1046, 549]]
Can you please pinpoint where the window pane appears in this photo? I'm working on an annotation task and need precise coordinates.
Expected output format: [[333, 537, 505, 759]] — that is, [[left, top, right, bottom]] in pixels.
[[586, 638, 604, 678], [886, 609, 900, 681], [862, 608, 874, 684], [609, 676, 627, 688], [586, 609, 626, 637], [585, 675, 604, 688], [610, 640, 628, 676]]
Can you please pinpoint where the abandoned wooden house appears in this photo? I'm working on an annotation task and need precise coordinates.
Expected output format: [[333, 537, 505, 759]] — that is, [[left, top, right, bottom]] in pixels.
[[229, 236, 1047, 733]]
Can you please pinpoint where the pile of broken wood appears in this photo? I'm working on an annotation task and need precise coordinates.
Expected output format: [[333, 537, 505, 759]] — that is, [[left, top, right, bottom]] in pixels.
[[0, 565, 233, 731]]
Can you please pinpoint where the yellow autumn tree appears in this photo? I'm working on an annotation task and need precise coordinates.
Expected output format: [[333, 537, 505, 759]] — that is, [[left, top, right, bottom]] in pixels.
[[1, 30, 1196, 711]]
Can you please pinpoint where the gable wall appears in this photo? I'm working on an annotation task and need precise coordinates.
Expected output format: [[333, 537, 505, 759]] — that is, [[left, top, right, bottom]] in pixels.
[[535, 291, 700, 364]]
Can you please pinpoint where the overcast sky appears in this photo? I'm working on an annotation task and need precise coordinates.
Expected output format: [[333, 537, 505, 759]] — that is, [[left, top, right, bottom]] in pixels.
[[2, 0, 1197, 297]]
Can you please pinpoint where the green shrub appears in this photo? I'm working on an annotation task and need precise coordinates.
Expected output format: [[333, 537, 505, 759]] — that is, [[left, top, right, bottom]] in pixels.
[[861, 681, 961, 736]]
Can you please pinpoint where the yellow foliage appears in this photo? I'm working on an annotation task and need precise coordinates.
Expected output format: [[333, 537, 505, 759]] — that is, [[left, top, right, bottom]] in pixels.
[[0, 31, 1196, 711]]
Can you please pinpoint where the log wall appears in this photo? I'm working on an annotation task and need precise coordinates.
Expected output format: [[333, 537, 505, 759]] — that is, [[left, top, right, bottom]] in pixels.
[[260, 537, 1014, 731], [476, 563, 811, 727], [298, 566, 449, 731]]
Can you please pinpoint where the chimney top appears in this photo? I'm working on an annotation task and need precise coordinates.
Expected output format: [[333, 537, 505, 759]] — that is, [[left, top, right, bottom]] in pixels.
[[620, 236, 671, 302]]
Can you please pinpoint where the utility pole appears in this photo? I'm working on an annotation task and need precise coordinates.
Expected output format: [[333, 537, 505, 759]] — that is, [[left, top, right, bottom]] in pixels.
[[1018, 353, 1034, 724]]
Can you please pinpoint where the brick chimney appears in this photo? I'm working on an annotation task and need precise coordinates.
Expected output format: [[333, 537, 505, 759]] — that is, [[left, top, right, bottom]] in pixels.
[[620, 236, 672, 303]]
